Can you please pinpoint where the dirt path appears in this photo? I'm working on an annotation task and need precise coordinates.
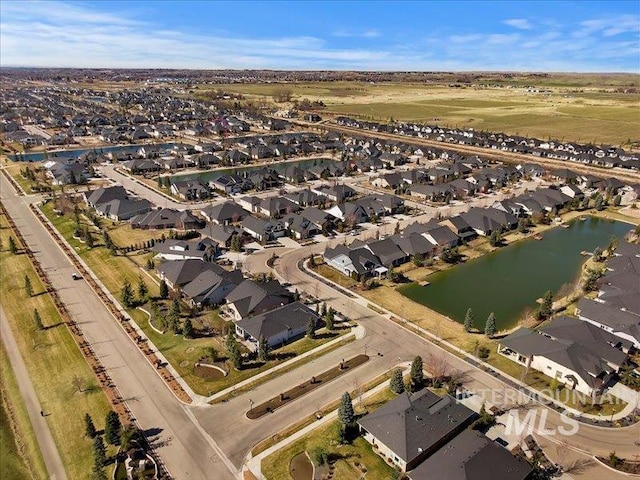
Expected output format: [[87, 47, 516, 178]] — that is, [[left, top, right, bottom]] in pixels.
[[0, 304, 68, 480]]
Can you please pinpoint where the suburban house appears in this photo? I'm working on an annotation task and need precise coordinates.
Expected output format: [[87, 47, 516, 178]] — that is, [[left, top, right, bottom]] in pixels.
[[170, 180, 210, 200], [324, 244, 386, 278], [156, 259, 227, 289], [358, 389, 476, 472], [200, 202, 249, 225], [84, 185, 128, 208], [575, 298, 639, 351], [151, 238, 218, 261], [224, 279, 292, 320], [95, 198, 152, 221], [182, 269, 243, 306], [233, 301, 318, 351], [241, 215, 286, 242], [499, 316, 627, 396], [365, 238, 409, 268], [408, 430, 532, 480], [130, 208, 203, 230]]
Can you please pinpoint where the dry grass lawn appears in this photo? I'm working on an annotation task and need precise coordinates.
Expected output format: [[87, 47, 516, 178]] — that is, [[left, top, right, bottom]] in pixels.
[[0, 214, 116, 480]]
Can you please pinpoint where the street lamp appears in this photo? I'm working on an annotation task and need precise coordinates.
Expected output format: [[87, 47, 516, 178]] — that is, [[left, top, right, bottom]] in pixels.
[[364, 343, 369, 356], [249, 398, 254, 415]]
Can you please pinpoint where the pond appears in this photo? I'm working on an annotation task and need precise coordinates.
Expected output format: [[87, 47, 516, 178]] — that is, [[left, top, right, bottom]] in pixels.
[[397, 216, 633, 330], [10, 142, 182, 162]]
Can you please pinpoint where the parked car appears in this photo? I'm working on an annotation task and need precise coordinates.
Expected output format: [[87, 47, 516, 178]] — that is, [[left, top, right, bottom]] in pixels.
[[71, 273, 81, 280]]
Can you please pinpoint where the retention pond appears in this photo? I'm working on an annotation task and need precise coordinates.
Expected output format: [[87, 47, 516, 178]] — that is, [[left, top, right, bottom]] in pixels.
[[398, 216, 633, 330]]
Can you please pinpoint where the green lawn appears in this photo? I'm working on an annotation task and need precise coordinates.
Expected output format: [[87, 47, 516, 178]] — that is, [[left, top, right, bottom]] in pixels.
[[0, 214, 116, 480], [261, 388, 398, 480]]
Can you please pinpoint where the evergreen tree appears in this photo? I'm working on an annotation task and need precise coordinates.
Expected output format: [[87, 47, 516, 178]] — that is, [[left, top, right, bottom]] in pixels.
[[337, 392, 355, 429], [120, 279, 134, 308], [489, 229, 501, 247], [306, 317, 316, 339], [258, 335, 269, 362], [85, 413, 97, 439], [463, 308, 474, 333], [104, 411, 121, 445], [183, 318, 194, 338], [9, 236, 17, 254], [319, 302, 326, 317], [24, 275, 33, 297], [390, 368, 405, 394], [170, 297, 181, 317], [539, 290, 553, 319], [228, 341, 242, 369], [485, 313, 497, 338], [159, 279, 169, 299], [613, 195, 621, 207], [517, 218, 528, 234], [409, 356, 424, 393], [85, 230, 94, 248], [137, 276, 148, 303], [93, 435, 107, 466], [33, 309, 43, 330], [102, 231, 115, 254], [324, 308, 334, 330], [91, 463, 107, 480]]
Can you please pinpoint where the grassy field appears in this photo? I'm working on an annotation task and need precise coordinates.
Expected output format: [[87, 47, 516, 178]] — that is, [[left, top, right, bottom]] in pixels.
[[0, 344, 48, 480], [0, 214, 115, 479], [206, 79, 640, 145], [261, 388, 398, 480]]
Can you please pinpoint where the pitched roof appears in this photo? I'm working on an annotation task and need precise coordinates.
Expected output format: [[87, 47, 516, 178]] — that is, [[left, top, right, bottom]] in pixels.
[[225, 279, 291, 318], [408, 430, 532, 480], [234, 301, 318, 341], [358, 389, 475, 465], [201, 202, 248, 223], [157, 259, 225, 287]]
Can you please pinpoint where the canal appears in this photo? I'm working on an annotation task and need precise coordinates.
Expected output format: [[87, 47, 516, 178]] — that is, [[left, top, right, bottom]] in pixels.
[[397, 216, 633, 330]]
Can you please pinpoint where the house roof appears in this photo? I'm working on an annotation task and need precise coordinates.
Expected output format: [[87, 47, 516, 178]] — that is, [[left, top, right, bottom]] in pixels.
[[157, 259, 225, 287], [408, 430, 532, 480], [182, 269, 243, 302], [234, 301, 318, 341], [358, 389, 475, 465], [365, 238, 407, 266], [225, 279, 291, 318], [576, 298, 639, 346], [85, 185, 127, 207], [201, 202, 248, 223]]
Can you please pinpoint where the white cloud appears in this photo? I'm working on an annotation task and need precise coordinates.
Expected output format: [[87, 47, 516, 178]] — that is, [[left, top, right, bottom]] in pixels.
[[503, 18, 533, 30], [332, 29, 380, 38]]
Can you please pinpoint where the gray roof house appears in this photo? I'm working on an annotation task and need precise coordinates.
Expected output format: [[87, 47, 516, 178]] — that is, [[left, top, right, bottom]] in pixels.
[[224, 279, 292, 320], [156, 259, 226, 289], [324, 244, 386, 278], [200, 202, 249, 225], [182, 269, 243, 307], [84, 185, 128, 208], [365, 238, 409, 267], [358, 389, 476, 472], [408, 430, 532, 480], [576, 298, 640, 351], [234, 301, 318, 351], [95, 198, 152, 221], [499, 316, 627, 396]]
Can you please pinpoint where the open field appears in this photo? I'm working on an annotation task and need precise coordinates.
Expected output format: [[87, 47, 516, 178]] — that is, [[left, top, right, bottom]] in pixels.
[[0, 213, 115, 479], [0, 344, 48, 480], [207, 79, 640, 145]]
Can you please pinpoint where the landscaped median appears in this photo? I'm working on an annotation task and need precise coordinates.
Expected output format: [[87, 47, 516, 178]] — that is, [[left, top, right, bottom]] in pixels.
[[247, 355, 368, 419]]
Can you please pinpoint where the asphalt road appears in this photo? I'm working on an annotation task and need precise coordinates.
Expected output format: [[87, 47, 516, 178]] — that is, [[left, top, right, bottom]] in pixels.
[[0, 174, 236, 480], [0, 304, 68, 480]]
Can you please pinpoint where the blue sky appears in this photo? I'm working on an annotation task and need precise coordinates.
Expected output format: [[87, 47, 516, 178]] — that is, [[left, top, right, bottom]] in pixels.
[[1, 1, 638, 71]]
